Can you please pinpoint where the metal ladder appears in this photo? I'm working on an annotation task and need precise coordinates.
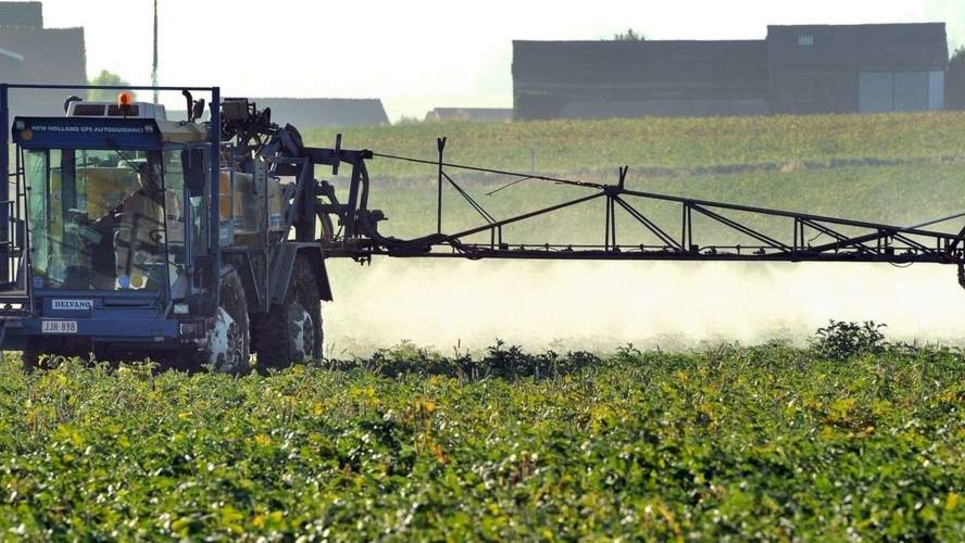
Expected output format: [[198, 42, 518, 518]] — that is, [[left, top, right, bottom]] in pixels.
[[0, 146, 29, 363], [0, 145, 28, 294]]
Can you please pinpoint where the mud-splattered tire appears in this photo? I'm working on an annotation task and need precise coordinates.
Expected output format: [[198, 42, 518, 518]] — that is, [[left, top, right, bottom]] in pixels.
[[20, 337, 80, 372], [21, 341, 42, 373], [253, 255, 322, 372], [206, 272, 251, 375]]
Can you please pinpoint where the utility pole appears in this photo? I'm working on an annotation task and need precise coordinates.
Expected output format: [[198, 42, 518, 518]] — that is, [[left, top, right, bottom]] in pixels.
[[152, 0, 159, 104]]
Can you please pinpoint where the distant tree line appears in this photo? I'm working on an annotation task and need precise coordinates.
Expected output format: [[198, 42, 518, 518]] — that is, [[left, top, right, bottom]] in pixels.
[[947, 47, 965, 110], [87, 70, 135, 102], [612, 28, 645, 41]]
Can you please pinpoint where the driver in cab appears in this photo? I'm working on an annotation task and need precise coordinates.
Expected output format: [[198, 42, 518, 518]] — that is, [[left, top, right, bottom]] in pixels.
[[91, 162, 166, 289]]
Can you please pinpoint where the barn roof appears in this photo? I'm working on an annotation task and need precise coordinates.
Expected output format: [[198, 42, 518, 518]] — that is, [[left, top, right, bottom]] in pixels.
[[0, 26, 86, 115], [250, 98, 389, 128], [0, 45, 23, 62], [513, 40, 769, 90], [0, 26, 86, 84], [0, 1, 42, 28], [766, 23, 948, 69], [0, 44, 23, 83]]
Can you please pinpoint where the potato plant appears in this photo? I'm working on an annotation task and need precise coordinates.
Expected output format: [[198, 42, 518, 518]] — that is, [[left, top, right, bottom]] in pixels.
[[1, 336, 964, 540]]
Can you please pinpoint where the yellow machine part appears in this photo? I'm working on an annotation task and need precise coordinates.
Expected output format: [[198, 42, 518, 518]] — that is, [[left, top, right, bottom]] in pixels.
[[220, 170, 261, 233], [219, 171, 231, 221], [47, 168, 62, 240], [157, 119, 207, 144]]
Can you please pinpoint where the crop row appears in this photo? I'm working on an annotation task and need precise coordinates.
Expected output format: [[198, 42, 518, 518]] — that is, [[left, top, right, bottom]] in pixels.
[[1, 333, 964, 539]]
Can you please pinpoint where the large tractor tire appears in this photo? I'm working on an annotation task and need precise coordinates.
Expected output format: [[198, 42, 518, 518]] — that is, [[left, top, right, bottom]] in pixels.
[[204, 272, 252, 375], [253, 255, 322, 373], [21, 340, 43, 373], [21, 337, 86, 373]]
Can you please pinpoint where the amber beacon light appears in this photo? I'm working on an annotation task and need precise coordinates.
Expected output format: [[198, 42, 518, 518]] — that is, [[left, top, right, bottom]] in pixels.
[[117, 91, 133, 115]]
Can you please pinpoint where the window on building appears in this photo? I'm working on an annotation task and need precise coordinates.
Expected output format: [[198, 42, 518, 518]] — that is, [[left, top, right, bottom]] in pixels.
[[798, 34, 814, 47]]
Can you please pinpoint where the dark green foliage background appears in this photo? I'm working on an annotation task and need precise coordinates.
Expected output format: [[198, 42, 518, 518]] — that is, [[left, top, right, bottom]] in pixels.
[[1, 339, 964, 540], [946, 48, 965, 111]]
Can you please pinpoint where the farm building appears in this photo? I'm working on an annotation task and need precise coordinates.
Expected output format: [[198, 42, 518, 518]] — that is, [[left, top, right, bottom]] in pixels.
[[425, 107, 513, 122], [0, 46, 23, 82], [0, 1, 87, 116], [767, 24, 947, 114], [513, 40, 769, 120], [0, 1, 41, 27], [513, 23, 948, 120], [248, 98, 389, 128]]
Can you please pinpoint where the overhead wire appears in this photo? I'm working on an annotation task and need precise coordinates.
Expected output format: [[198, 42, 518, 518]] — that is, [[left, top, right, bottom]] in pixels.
[[371, 152, 604, 190]]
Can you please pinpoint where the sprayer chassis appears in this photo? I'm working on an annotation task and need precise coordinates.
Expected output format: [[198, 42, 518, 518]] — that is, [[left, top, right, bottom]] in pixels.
[[0, 83, 963, 369]]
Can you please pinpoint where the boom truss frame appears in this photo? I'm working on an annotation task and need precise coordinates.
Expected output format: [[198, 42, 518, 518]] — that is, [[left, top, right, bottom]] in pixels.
[[318, 138, 965, 272]]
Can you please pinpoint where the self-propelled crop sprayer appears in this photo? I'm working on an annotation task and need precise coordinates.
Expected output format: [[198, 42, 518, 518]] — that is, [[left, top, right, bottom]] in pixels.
[[1, 84, 964, 373]]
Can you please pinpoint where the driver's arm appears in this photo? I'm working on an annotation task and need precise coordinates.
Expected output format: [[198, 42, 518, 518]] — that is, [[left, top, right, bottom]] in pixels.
[[91, 197, 128, 229]]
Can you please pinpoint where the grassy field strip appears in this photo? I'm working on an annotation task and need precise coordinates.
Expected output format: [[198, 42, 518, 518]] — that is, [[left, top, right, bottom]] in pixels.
[[304, 113, 965, 178], [362, 155, 965, 187]]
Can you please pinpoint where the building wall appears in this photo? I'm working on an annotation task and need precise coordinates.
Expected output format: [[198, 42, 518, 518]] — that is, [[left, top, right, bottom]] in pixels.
[[771, 68, 945, 115], [513, 92, 566, 121], [930, 71, 945, 110], [556, 98, 769, 119], [0, 51, 23, 83], [513, 40, 769, 121], [766, 23, 947, 115], [515, 25, 948, 120], [0, 27, 87, 116], [251, 98, 389, 128], [770, 70, 859, 114], [514, 82, 772, 119]]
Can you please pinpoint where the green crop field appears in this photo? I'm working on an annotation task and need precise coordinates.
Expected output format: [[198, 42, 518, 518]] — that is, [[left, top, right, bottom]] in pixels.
[[3, 327, 965, 539]]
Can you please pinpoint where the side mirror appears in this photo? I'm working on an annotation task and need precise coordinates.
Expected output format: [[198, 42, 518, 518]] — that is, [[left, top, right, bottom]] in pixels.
[[192, 99, 206, 122], [181, 90, 194, 121], [63, 95, 82, 114]]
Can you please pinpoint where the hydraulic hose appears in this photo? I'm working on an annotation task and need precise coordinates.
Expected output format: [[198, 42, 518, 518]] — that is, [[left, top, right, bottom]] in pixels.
[[355, 210, 449, 254]]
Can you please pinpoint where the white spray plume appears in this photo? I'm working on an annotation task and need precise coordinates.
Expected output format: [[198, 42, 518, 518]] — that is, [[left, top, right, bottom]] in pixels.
[[323, 258, 965, 356]]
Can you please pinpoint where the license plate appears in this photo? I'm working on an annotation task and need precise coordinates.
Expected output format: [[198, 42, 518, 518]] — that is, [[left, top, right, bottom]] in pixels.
[[42, 320, 78, 334]]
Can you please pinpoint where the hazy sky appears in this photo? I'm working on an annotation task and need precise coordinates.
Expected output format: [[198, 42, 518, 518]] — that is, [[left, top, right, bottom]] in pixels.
[[33, 0, 965, 121]]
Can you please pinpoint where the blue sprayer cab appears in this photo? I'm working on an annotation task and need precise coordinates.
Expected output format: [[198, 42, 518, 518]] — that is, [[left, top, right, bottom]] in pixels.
[[0, 84, 370, 374]]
